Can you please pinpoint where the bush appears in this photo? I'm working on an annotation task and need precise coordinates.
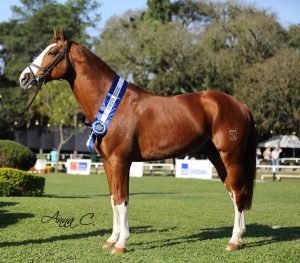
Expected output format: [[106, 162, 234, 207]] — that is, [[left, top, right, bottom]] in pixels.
[[0, 178, 14, 196], [0, 140, 36, 170], [0, 168, 45, 196]]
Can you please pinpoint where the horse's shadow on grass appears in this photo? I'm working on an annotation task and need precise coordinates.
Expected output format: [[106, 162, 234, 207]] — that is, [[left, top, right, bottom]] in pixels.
[[0, 201, 34, 229], [128, 224, 300, 251], [0, 225, 174, 248], [43, 192, 176, 199], [188, 224, 300, 248], [2, 222, 299, 250], [0, 228, 111, 247]]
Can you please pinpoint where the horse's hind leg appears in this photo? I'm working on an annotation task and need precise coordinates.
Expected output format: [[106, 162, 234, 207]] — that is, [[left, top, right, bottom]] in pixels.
[[226, 182, 246, 251], [204, 140, 246, 250], [223, 162, 247, 251], [203, 139, 246, 251], [204, 140, 227, 182]]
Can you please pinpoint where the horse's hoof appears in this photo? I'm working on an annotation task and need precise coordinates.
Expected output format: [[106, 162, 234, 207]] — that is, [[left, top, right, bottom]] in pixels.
[[102, 241, 115, 250], [111, 246, 126, 254], [225, 242, 243, 251]]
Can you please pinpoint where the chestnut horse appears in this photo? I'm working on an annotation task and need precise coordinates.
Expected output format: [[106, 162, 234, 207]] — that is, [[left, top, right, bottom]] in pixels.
[[20, 30, 256, 254]]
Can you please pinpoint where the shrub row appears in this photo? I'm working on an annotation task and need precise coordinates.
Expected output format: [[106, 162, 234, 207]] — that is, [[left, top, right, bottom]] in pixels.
[[0, 140, 36, 170], [0, 168, 45, 196]]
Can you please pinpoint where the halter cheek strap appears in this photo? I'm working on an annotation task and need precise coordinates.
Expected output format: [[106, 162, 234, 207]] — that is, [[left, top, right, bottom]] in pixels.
[[83, 74, 128, 152], [29, 40, 68, 85]]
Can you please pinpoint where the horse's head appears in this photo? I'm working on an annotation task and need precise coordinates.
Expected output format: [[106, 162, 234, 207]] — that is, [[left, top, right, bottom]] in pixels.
[[19, 28, 69, 89]]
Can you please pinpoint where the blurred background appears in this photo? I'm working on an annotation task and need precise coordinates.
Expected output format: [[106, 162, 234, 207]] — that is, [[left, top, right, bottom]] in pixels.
[[0, 0, 299, 160]]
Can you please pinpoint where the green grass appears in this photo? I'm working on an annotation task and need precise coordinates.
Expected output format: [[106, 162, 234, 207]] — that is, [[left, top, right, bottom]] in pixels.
[[1, 173, 300, 263]]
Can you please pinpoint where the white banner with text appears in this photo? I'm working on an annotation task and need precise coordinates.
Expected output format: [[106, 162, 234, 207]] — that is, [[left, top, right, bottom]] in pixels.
[[175, 159, 213, 179]]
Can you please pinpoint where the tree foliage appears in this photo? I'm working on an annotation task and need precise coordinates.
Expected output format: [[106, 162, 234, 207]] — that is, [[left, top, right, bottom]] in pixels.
[[0, 0, 299, 137], [236, 48, 300, 135], [0, 0, 100, 137], [0, 0, 100, 83], [95, 0, 300, 136], [33, 81, 81, 169]]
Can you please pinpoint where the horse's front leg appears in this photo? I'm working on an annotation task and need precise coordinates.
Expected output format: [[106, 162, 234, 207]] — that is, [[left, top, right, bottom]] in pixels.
[[104, 157, 130, 254], [102, 159, 120, 250]]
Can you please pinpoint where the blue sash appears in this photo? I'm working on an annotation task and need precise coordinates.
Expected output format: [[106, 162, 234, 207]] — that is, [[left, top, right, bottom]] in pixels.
[[83, 75, 128, 152]]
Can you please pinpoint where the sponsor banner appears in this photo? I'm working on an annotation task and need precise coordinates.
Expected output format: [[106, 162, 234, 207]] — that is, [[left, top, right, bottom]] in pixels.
[[67, 159, 91, 175], [130, 162, 144, 177], [175, 159, 213, 179]]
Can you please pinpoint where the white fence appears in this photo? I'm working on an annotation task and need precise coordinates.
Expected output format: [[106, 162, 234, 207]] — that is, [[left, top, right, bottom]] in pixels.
[[45, 161, 175, 175], [43, 160, 300, 180]]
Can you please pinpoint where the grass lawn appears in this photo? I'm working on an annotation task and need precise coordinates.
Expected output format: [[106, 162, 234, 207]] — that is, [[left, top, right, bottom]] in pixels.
[[1, 173, 300, 263]]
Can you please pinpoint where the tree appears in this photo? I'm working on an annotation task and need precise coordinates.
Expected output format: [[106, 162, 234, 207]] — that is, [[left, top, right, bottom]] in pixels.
[[96, 0, 215, 95], [0, 0, 100, 137], [95, 0, 300, 138], [33, 80, 81, 171], [286, 24, 300, 49], [0, 0, 100, 83], [170, 0, 216, 27], [236, 48, 300, 135], [199, 3, 285, 94], [143, 0, 172, 24], [98, 18, 207, 95], [200, 3, 299, 135]]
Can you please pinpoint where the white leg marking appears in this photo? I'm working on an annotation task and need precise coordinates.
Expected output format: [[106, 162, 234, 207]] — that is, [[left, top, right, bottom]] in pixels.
[[115, 202, 129, 248], [107, 195, 120, 243], [241, 210, 246, 234], [229, 191, 245, 245]]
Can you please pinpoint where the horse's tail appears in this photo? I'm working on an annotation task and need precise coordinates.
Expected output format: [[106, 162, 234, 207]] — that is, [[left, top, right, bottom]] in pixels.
[[241, 111, 257, 210]]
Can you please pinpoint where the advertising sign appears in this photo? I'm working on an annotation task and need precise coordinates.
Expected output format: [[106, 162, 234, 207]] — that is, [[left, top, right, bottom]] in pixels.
[[129, 162, 144, 177], [175, 159, 213, 179], [67, 159, 91, 175]]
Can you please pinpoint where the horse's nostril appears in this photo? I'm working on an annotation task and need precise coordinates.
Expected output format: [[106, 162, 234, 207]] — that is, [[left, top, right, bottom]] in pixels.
[[21, 74, 29, 84]]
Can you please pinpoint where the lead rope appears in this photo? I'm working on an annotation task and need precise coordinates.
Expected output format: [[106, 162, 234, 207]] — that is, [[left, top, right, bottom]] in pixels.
[[0, 82, 42, 117]]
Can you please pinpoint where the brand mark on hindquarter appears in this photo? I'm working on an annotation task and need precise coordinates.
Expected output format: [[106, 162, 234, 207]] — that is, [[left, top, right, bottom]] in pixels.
[[229, 128, 238, 141]]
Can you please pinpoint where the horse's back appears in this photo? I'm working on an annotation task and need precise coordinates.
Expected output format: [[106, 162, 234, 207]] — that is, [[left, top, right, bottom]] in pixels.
[[198, 90, 251, 121], [173, 89, 252, 136]]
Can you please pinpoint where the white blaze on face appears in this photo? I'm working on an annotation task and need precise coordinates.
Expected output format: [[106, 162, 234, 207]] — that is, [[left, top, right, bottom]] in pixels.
[[19, 43, 57, 89]]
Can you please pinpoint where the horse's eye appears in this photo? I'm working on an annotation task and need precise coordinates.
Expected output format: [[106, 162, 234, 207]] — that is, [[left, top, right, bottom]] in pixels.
[[48, 51, 56, 56]]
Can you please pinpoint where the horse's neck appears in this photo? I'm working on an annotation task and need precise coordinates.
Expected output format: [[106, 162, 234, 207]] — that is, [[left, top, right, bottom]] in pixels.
[[67, 43, 115, 122]]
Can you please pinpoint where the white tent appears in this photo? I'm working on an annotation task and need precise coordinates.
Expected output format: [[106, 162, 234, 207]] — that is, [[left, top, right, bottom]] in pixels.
[[258, 135, 300, 148], [259, 135, 300, 157]]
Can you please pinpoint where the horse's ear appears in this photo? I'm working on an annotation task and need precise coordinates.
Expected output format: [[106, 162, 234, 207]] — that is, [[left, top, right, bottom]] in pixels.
[[53, 27, 57, 38], [59, 27, 65, 41]]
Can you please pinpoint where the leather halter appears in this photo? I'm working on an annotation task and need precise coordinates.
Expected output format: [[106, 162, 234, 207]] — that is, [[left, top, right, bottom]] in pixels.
[[28, 40, 70, 86]]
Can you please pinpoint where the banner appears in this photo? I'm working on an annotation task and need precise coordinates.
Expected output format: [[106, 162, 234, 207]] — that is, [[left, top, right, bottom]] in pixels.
[[67, 159, 91, 175], [130, 162, 144, 177], [175, 159, 213, 179]]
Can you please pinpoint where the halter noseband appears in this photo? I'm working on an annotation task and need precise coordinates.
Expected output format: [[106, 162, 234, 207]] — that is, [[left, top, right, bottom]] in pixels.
[[28, 40, 69, 86]]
